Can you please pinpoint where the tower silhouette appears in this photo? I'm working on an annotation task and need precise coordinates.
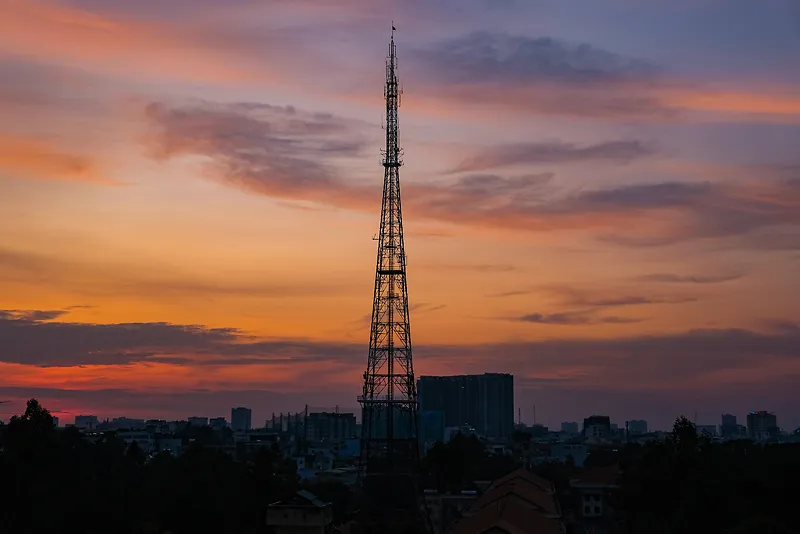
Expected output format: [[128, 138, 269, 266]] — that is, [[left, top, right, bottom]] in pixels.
[[354, 29, 429, 534]]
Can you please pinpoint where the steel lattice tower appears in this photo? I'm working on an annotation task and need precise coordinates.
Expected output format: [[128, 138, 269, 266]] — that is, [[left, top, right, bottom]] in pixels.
[[358, 31, 420, 483]]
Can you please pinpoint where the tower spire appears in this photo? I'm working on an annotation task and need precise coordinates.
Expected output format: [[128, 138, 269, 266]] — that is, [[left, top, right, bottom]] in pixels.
[[355, 32, 428, 533]]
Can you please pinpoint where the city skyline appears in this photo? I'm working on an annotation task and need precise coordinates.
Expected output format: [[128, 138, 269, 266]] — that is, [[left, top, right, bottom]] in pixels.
[[1, 1, 800, 431]]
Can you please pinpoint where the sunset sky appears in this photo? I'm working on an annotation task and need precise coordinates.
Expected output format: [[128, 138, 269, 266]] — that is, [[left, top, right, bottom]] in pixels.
[[1, 0, 799, 430]]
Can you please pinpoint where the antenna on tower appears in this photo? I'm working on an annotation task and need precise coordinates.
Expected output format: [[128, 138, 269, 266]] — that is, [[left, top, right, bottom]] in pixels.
[[356, 30, 429, 532]]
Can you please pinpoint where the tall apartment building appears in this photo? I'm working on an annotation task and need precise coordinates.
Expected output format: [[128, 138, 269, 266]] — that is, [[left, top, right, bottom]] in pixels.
[[720, 414, 739, 438], [417, 373, 514, 440], [231, 407, 252, 432], [746, 411, 778, 440]]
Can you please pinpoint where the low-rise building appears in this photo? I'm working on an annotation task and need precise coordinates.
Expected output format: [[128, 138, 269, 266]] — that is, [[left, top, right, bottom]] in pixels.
[[423, 489, 480, 534], [627, 419, 648, 436], [452, 469, 564, 534], [560, 422, 579, 435], [118, 431, 154, 454], [532, 443, 589, 467], [583, 415, 612, 441], [210, 417, 227, 430], [696, 424, 718, 437], [567, 464, 620, 533], [444, 425, 478, 442], [154, 437, 183, 457], [266, 490, 333, 534], [187, 416, 208, 427], [74, 415, 98, 430]]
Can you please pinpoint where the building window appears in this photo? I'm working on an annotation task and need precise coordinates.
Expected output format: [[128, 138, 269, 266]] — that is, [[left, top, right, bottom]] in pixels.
[[584, 505, 591, 515], [594, 506, 601, 515]]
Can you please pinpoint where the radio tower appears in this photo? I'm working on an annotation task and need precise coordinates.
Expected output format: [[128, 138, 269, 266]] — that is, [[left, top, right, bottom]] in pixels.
[[354, 28, 428, 534]]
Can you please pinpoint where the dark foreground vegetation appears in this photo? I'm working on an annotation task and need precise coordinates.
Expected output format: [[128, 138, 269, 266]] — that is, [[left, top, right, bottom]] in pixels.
[[0, 399, 301, 533], [1, 401, 798, 533], [614, 416, 799, 533], [536, 416, 799, 534]]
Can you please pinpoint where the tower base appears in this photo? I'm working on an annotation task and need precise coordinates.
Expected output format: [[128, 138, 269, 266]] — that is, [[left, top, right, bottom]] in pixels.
[[347, 473, 431, 534]]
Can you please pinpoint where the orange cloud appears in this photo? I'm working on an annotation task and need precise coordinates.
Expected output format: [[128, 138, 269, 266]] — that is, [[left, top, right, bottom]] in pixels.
[[0, 134, 111, 183], [0, 0, 263, 84], [659, 87, 800, 117], [396, 81, 800, 123]]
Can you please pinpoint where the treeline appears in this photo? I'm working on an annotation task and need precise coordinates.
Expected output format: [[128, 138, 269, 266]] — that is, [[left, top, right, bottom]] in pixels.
[[613, 416, 799, 533], [419, 433, 518, 491], [0, 399, 300, 533], [536, 417, 799, 534]]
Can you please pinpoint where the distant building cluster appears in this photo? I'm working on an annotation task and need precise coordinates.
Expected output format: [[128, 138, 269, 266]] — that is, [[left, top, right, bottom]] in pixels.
[[52, 398, 789, 495]]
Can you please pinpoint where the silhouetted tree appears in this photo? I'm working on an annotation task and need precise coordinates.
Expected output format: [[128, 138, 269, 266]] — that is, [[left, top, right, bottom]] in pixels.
[[419, 434, 517, 491], [0, 399, 299, 534], [613, 417, 800, 533]]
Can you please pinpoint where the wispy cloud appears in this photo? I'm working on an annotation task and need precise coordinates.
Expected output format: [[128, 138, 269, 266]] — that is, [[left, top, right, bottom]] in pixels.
[[445, 140, 654, 174], [637, 272, 744, 284], [0, 309, 358, 367], [407, 31, 800, 121], [145, 98, 800, 249], [410, 302, 447, 314], [0, 134, 110, 184], [144, 99, 375, 209], [0, 0, 266, 84], [421, 263, 517, 273], [537, 285, 698, 308], [411, 32, 660, 85], [0, 247, 350, 300], [517, 310, 644, 325]]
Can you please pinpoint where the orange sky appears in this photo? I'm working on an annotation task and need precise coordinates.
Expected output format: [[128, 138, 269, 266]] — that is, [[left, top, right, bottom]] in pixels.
[[1, 0, 799, 430]]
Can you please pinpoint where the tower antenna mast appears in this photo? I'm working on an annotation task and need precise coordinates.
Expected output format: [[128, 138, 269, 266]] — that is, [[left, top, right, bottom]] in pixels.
[[356, 27, 428, 533]]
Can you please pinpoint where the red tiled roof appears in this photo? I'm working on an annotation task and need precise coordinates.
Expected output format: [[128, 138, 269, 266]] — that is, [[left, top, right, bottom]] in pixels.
[[489, 468, 554, 494], [453, 498, 563, 534], [571, 464, 620, 487], [472, 482, 559, 517]]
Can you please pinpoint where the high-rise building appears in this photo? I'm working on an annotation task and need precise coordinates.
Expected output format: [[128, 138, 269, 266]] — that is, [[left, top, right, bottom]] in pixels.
[[419, 410, 446, 448], [746, 411, 778, 440], [721, 414, 736, 426], [627, 419, 648, 436], [52, 416, 59, 428], [561, 421, 579, 434], [306, 412, 357, 442], [231, 407, 252, 432], [417, 373, 514, 440], [720, 414, 739, 439]]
